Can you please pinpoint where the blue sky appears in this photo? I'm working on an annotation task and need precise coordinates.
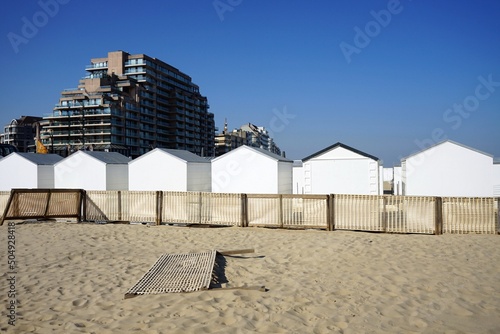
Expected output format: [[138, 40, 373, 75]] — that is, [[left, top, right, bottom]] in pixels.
[[1, 0, 499, 165]]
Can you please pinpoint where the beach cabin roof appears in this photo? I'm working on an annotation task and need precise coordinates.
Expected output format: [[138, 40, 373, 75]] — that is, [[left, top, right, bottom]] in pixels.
[[302, 142, 379, 162], [212, 145, 292, 162], [401, 140, 493, 162], [73, 151, 131, 164], [2, 152, 63, 165], [130, 148, 208, 163]]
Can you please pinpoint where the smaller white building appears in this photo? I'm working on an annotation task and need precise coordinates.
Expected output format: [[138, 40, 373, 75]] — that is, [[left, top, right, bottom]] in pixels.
[[0, 153, 63, 191], [54, 151, 130, 190], [212, 145, 293, 194], [393, 166, 403, 196], [296, 142, 381, 195], [292, 160, 305, 194], [401, 140, 494, 197], [129, 148, 211, 192]]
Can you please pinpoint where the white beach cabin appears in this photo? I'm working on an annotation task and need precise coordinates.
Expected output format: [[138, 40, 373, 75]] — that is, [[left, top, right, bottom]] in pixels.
[[211, 145, 293, 194], [128, 148, 211, 191], [401, 140, 494, 197], [0, 153, 63, 191], [296, 142, 381, 195], [54, 151, 130, 190]]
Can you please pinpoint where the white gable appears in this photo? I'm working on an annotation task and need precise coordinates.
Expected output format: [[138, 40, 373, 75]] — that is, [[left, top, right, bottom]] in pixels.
[[311, 146, 373, 160], [403, 141, 493, 197]]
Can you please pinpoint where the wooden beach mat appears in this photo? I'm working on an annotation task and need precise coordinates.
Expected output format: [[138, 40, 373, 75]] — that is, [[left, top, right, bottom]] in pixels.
[[124, 249, 258, 299], [125, 250, 217, 298]]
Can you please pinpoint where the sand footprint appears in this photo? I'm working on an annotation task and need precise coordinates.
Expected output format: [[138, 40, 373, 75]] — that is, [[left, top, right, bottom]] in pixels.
[[72, 298, 89, 308]]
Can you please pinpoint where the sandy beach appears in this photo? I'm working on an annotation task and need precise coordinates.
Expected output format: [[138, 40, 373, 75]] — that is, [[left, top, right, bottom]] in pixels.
[[1, 221, 499, 333]]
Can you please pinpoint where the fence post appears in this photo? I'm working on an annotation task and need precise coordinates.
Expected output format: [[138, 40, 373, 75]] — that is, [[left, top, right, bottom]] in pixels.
[[117, 191, 122, 222], [80, 189, 87, 223], [279, 194, 284, 229], [382, 195, 387, 233], [0, 190, 15, 226], [241, 193, 248, 227], [12, 189, 20, 218], [156, 191, 163, 226], [435, 197, 443, 235], [496, 197, 500, 234], [42, 189, 52, 219], [328, 194, 335, 231], [198, 192, 203, 225]]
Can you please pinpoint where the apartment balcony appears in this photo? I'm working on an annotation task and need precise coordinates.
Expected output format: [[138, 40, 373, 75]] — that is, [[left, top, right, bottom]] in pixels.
[[141, 100, 155, 108], [126, 123, 139, 129], [86, 63, 108, 70], [157, 129, 174, 136], [157, 113, 173, 121], [125, 113, 140, 121], [124, 68, 146, 75], [156, 90, 170, 99], [142, 133, 156, 140], [140, 117, 155, 125], [84, 120, 112, 127], [125, 103, 138, 112], [157, 96, 171, 105], [139, 91, 155, 99], [124, 59, 146, 66], [139, 123, 155, 131], [156, 105, 170, 113], [84, 129, 111, 136]]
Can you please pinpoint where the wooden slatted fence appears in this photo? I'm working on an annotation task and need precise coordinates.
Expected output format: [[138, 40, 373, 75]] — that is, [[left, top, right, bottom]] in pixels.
[[1, 188, 498, 235], [442, 197, 497, 234], [0, 189, 83, 225]]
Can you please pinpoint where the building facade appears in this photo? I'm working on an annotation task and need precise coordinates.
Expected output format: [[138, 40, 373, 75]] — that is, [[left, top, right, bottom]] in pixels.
[[1, 116, 42, 152], [214, 121, 282, 157], [240, 123, 281, 156], [42, 51, 215, 158], [214, 120, 248, 156]]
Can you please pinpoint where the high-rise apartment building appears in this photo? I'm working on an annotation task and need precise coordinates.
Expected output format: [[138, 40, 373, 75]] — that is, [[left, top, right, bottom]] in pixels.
[[214, 121, 282, 157], [1, 116, 43, 152], [42, 51, 215, 157], [214, 120, 248, 156], [240, 123, 281, 156]]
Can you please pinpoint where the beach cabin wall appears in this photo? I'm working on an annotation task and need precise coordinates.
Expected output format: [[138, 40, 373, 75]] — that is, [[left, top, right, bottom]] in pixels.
[[128, 148, 211, 192], [0, 153, 63, 191], [186, 162, 212, 192], [379, 166, 385, 194], [301, 142, 381, 195], [211, 145, 293, 194], [54, 151, 130, 190], [278, 160, 293, 194], [393, 166, 403, 196], [292, 160, 305, 194], [493, 162, 500, 197], [401, 140, 493, 197]]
